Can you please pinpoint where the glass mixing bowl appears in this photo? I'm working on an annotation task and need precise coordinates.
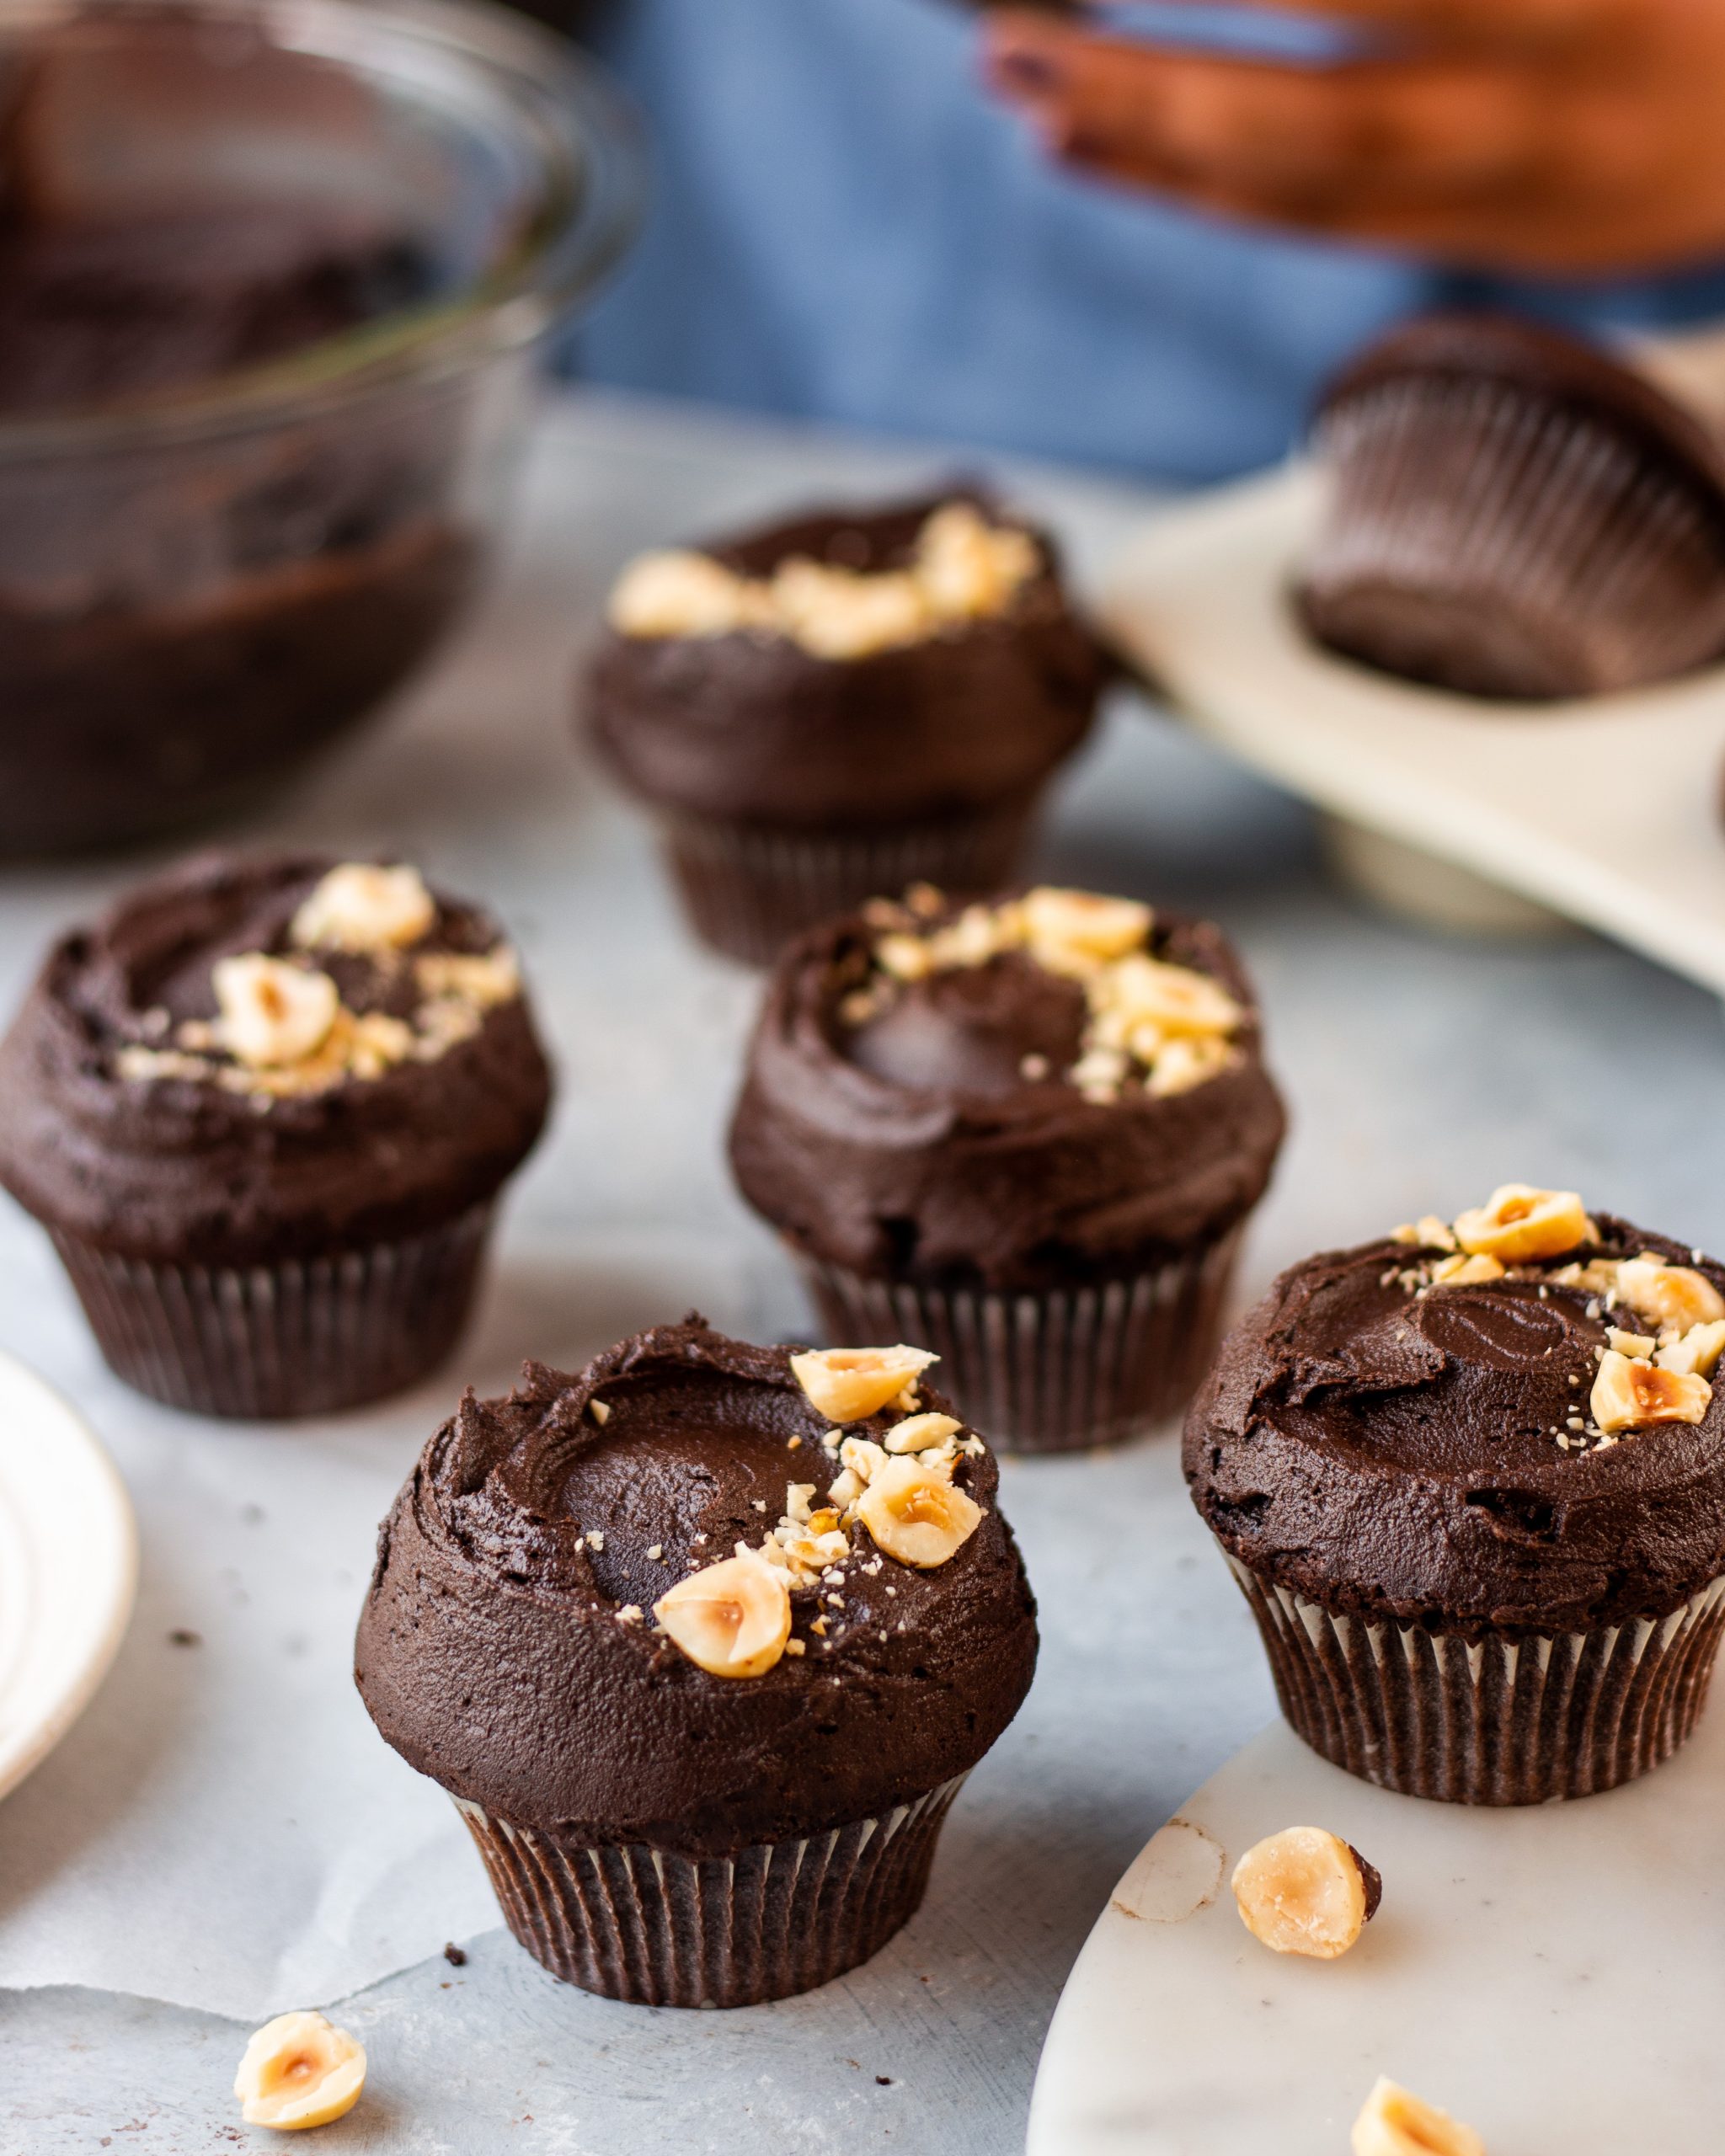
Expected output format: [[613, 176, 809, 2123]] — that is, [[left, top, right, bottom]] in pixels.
[[0, 0, 642, 855]]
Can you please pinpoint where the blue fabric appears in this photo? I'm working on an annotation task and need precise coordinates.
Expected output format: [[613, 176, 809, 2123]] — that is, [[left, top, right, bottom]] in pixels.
[[569, 0, 1725, 483]]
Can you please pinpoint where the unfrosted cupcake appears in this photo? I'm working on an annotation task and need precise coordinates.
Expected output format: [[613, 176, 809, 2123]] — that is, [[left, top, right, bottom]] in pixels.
[[1185, 1185, 1725, 1803], [730, 885, 1286, 1452], [355, 1317, 1037, 2007], [0, 853, 551, 1417], [585, 493, 1106, 962], [1299, 312, 1725, 701]]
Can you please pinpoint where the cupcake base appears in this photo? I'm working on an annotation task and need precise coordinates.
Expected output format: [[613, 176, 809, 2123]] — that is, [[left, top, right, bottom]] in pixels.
[[455, 1774, 967, 2008], [49, 1201, 495, 1419], [1227, 1556, 1725, 1804], [798, 1228, 1242, 1454], [660, 798, 1036, 966]]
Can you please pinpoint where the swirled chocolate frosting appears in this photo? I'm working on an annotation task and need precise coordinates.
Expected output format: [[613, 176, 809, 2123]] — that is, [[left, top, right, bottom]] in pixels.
[[1184, 1215, 1725, 1631], [584, 494, 1106, 828], [0, 853, 551, 1264], [729, 905, 1285, 1292], [355, 1319, 1038, 1854]]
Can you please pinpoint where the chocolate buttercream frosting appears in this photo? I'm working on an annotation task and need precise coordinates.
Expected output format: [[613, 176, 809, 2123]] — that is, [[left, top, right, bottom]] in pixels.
[[729, 900, 1285, 1291], [585, 494, 1106, 829], [355, 1318, 1038, 1854], [1184, 1214, 1725, 1632], [0, 854, 551, 1265]]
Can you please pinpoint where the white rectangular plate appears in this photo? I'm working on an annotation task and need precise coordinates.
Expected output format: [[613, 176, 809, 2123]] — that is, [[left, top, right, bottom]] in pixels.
[[1100, 462, 1725, 995]]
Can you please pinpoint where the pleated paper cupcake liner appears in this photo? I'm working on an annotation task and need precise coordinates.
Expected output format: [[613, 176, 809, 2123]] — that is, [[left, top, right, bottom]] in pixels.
[[657, 798, 1037, 966], [1302, 373, 1725, 697], [49, 1200, 495, 1419], [1227, 1556, 1725, 1805], [798, 1225, 1243, 1454], [455, 1774, 968, 2008]]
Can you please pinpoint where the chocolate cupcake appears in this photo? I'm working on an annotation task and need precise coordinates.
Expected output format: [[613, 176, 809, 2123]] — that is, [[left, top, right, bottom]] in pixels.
[[0, 854, 551, 1417], [1298, 312, 1725, 701], [585, 494, 1106, 963], [355, 1318, 1037, 2007], [729, 886, 1286, 1452], [1185, 1185, 1725, 1804]]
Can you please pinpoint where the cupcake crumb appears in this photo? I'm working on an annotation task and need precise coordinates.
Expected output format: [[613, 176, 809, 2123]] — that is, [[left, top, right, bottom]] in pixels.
[[442, 1942, 467, 1967]]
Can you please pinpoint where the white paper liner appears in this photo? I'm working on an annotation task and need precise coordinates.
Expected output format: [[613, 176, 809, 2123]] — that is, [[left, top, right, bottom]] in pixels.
[[1226, 1556, 1725, 1804], [798, 1226, 1243, 1454], [659, 800, 1035, 964], [455, 1774, 968, 2007], [1306, 374, 1725, 693], [48, 1201, 494, 1419]]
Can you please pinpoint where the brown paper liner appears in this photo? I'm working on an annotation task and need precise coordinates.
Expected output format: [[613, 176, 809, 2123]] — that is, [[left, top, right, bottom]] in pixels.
[[1227, 1556, 1725, 1804], [798, 1226, 1243, 1454], [48, 1201, 494, 1419], [1301, 373, 1725, 698], [658, 797, 1037, 965], [455, 1774, 967, 2007]]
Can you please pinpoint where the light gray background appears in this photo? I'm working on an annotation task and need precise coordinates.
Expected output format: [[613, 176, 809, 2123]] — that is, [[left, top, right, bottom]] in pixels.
[[4, 393, 1722, 2153]]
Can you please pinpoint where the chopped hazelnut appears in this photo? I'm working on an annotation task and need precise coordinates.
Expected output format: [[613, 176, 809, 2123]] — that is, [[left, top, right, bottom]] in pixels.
[[1230, 1826, 1381, 1960], [1590, 1349, 1711, 1436], [789, 1345, 937, 1423], [857, 1456, 983, 1567], [1350, 2077, 1484, 2156], [653, 1553, 791, 1678], [1452, 1184, 1594, 1264], [1615, 1255, 1725, 1334], [234, 2011, 366, 2131]]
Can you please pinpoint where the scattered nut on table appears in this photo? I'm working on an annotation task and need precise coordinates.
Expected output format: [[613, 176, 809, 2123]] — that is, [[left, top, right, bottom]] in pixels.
[[1230, 1825, 1381, 1959], [234, 2009, 366, 2131], [1351, 2074, 1484, 2156]]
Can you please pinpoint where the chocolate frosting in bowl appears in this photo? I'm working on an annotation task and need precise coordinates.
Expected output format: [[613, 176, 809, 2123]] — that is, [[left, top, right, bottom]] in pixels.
[[354, 1318, 1039, 1854], [1183, 1215, 1725, 1633], [729, 906, 1286, 1293], [584, 494, 1107, 829], [0, 853, 552, 1265]]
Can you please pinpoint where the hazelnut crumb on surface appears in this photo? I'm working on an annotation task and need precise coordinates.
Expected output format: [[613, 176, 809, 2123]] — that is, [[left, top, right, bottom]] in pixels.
[[1231, 1826, 1380, 1960], [1350, 2076, 1484, 2156], [234, 2011, 366, 2132], [588, 1399, 611, 1426]]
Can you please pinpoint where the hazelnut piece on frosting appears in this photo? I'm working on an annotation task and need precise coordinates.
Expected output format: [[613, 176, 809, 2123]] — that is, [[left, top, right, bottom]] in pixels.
[[1615, 1256, 1725, 1334], [1451, 1184, 1594, 1265], [1591, 1349, 1712, 1436], [234, 2010, 366, 2131], [211, 955, 339, 1069], [883, 1412, 963, 1455], [1351, 2077, 1484, 2156], [1657, 1320, 1725, 1379], [790, 1344, 937, 1423], [654, 1552, 792, 1678], [857, 1455, 983, 1568], [290, 862, 435, 953], [1230, 1826, 1381, 1960], [1021, 886, 1152, 969]]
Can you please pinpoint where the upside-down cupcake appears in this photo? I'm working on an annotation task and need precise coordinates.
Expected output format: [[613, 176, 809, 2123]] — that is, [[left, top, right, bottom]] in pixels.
[[1185, 1185, 1725, 1804], [0, 854, 551, 1417], [730, 885, 1286, 1452], [585, 493, 1106, 962], [1299, 312, 1725, 701], [355, 1317, 1037, 2007]]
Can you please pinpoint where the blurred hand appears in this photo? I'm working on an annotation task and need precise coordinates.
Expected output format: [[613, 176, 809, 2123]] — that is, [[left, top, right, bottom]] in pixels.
[[982, 1, 1725, 274]]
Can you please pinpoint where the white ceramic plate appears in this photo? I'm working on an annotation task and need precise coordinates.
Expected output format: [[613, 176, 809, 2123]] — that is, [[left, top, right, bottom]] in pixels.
[[1100, 462, 1725, 995], [1028, 1694, 1725, 2155], [0, 1353, 137, 1803]]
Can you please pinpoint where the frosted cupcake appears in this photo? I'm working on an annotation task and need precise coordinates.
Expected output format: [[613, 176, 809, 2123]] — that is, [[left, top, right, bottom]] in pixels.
[[731, 885, 1285, 1451], [1185, 1185, 1725, 1802], [355, 1318, 1037, 2006], [0, 854, 551, 1416], [585, 494, 1106, 962]]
